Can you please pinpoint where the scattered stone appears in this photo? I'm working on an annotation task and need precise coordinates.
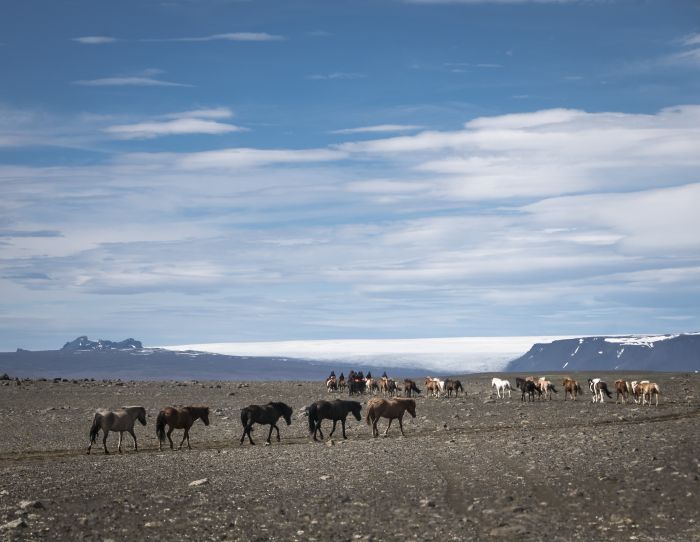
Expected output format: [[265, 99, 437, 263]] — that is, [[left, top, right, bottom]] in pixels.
[[419, 498, 436, 508], [189, 478, 209, 487], [326, 439, 336, 447], [19, 500, 44, 510], [490, 525, 528, 536], [1, 518, 27, 530]]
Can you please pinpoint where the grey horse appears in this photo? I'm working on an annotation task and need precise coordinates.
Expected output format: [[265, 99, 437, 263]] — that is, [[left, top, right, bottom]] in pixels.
[[87, 406, 147, 454]]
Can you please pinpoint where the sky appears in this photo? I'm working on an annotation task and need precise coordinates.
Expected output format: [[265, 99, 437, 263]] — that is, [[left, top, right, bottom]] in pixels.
[[1, 0, 699, 351]]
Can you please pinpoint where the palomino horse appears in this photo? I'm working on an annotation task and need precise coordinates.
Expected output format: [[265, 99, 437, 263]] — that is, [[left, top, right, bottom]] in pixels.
[[308, 399, 362, 441], [403, 379, 421, 397], [588, 378, 612, 403], [156, 405, 210, 451], [444, 379, 464, 397], [538, 379, 558, 400], [240, 402, 293, 445], [638, 381, 661, 406], [491, 377, 512, 399], [563, 378, 582, 401], [366, 397, 416, 438], [87, 406, 147, 455], [631, 380, 649, 404]]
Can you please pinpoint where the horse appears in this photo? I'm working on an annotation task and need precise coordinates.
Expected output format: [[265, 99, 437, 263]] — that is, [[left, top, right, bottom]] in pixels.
[[338, 374, 346, 392], [366, 377, 379, 395], [639, 382, 661, 406], [240, 402, 293, 445], [444, 379, 464, 397], [614, 380, 630, 404], [425, 377, 441, 398], [366, 397, 416, 438], [87, 406, 147, 455], [587, 378, 612, 403], [326, 375, 338, 393], [516, 379, 537, 402], [491, 377, 512, 399], [563, 378, 582, 401], [156, 405, 210, 451], [631, 380, 649, 404], [539, 379, 558, 400], [403, 379, 421, 397], [307, 400, 362, 441], [348, 375, 366, 395]]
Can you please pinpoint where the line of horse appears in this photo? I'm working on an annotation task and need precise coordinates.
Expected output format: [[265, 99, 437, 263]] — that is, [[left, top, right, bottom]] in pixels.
[[86, 397, 417, 455], [491, 376, 661, 405]]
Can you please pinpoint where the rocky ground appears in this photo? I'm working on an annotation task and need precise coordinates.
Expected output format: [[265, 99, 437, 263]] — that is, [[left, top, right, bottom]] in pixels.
[[0, 372, 698, 541]]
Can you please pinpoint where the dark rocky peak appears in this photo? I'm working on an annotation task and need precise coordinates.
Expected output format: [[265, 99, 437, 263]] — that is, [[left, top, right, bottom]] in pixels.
[[61, 336, 143, 352]]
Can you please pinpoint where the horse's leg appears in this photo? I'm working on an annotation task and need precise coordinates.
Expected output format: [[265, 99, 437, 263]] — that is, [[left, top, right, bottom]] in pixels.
[[341, 419, 347, 439], [247, 424, 256, 445], [317, 421, 324, 441], [118, 431, 123, 454], [384, 418, 393, 436], [266, 424, 274, 444], [275, 423, 281, 442], [167, 426, 175, 449], [128, 428, 138, 452], [372, 419, 379, 438], [179, 429, 188, 450], [398, 415, 405, 437], [329, 419, 337, 438]]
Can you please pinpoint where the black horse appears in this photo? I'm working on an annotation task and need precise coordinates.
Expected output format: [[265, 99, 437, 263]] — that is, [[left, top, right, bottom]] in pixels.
[[240, 402, 293, 445], [444, 379, 464, 397], [403, 379, 421, 397], [308, 399, 362, 441], [348, 376, 366, 395], [516, 378, 537, 402]]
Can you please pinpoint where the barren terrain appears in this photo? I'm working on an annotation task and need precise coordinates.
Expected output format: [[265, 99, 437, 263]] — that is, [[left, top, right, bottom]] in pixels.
[[0, 372, 698, 541]]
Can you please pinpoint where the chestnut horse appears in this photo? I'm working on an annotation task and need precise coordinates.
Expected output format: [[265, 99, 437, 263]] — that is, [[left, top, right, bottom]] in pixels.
[[366, 397, 416, 437], [156, 405, 210, 451], [614, 380, 631, 404], [563, 378, 582, 401], [403, 379, 421, 397]]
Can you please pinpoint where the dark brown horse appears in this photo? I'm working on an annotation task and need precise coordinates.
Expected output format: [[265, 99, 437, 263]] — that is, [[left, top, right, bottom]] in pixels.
[[156, 405, 210, 451], [240, 402, 293, 445], [366, 397, 416, 437], [308, 399, 362, 441], [444, 379, 464, 397], [403, 379, 421, 397]]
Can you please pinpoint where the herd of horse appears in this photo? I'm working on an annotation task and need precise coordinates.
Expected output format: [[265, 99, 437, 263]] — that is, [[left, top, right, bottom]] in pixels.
[[85, 374, 662, 455], [491, 376, 662, 405]]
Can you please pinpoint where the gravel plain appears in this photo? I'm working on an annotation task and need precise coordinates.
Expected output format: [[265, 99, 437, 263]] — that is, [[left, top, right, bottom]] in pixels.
[[0, 372, 698, 541]]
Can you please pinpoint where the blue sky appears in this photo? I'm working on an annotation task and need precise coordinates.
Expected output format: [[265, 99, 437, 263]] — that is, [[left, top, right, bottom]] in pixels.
[[1, 0, 699, 351]]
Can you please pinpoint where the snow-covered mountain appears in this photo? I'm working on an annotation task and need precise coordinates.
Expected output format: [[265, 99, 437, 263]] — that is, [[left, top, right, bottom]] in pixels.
[[505, 333, 700, 372], [61, 336, 143, 352]]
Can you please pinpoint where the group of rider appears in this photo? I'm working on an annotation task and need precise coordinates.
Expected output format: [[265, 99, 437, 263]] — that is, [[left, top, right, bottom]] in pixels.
[[325, 370, 389, 394]]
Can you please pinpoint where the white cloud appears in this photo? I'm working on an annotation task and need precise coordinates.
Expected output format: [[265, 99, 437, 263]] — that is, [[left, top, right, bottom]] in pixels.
[[332, 124, 423, 135], [307, 72, 367, 80], [74, 76, 191, 87], [163, 107, 233, 119], [144, 32, 285, 42], [105, 118, 245, 139], [73, 36, 117, 44]]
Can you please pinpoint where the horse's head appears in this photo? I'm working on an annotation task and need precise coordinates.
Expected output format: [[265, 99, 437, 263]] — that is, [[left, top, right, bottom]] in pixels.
[[201, 407, 210, 426], [282, 404, 293, 426], [351, 402, 362, 421], [137, 407, 147, 426], [406, 400, 417, 418]]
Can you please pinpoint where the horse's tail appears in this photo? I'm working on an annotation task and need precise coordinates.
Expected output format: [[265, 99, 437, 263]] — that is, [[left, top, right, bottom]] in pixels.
[[603, 385, 612, 398], [550, 384, 558, 393], [89, 413, 100, 444], [366, 404, 373, 425], [307, 404, 316, 433], [156, 411, 166, 443]]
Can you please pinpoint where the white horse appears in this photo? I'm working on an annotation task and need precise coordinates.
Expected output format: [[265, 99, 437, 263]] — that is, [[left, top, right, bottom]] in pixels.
[[491, 377, 512, 399], [87, 406, 147, 454]]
